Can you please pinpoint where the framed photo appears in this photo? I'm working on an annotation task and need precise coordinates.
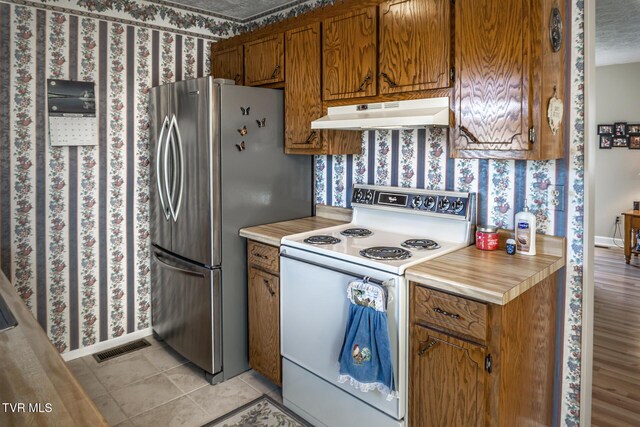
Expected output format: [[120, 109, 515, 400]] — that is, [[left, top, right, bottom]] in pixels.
[[628, 124, 640, 134], [598, 124, 613, 135], [614, 122, 627, 136], [629, 135, 640, 149], [612, 136, 628, 147], [599, 135, 612, 149]]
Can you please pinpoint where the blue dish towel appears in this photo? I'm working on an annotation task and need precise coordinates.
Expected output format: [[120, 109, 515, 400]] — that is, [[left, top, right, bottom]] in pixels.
[[337, 280, 397, 401]]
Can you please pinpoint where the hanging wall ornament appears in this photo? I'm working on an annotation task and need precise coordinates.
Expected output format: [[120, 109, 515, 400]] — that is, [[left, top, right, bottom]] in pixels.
[[547, 86, 563, 135], [549, 7, 563, 52]]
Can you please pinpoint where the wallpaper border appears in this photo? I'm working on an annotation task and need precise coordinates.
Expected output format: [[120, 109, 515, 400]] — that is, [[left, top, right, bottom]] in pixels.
[[560, 0, 585, 425], [1, 0, 232, 39], [1, 0, 337, 38]]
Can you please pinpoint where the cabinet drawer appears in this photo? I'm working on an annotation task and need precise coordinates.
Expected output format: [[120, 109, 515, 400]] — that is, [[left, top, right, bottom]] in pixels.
[[248, 241, 279, 273], [412, 284, 487, 343]]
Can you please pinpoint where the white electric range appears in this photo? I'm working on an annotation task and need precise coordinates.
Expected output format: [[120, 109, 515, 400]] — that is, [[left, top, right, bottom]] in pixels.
[[280, 184, 476, 427]]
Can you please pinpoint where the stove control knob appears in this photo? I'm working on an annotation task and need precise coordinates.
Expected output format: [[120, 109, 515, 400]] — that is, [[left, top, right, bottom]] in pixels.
[[365, 190, 375, 203], [439, 197, 450, 211], [411, 196, 422, 209], [424, 196, 436, 210], [453, 199, 465, 213], [354, 189, 364, 203]]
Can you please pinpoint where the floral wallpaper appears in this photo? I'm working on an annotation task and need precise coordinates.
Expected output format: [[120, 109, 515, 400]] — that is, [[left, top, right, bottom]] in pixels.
[[316, 132, 561, 234], [4, 0, 339, 38], [561, 0, 586, 424], [0, 1, 211, 351]]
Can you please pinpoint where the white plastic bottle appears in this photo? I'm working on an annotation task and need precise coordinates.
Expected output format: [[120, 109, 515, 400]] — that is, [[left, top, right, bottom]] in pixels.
[[515, 200, 537, 255]]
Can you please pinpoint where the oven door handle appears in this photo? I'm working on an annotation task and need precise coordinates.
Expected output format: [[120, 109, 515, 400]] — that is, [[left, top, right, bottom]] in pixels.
[[280, 252, 393, 288]]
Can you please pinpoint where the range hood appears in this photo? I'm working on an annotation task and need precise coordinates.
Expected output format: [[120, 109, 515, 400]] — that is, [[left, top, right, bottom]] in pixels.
[[311, 97, 450, 130]]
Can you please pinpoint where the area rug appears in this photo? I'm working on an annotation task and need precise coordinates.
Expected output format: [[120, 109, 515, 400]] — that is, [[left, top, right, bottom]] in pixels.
[[202, 394, 312, 427]]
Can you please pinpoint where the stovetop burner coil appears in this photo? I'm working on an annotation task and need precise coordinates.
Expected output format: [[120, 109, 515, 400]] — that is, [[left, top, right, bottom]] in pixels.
[[401, 239, 441, 250], [359, 246, 412, 261], [340, 228, 373, 238], [303, 235, 341, 245]]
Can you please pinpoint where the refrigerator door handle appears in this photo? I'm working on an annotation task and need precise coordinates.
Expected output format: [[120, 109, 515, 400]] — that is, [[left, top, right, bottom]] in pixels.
[[171, 114, 185, 221], [153, 251, 205, 279], [163, 117, 177, 221], [156, 115, 171, 221]]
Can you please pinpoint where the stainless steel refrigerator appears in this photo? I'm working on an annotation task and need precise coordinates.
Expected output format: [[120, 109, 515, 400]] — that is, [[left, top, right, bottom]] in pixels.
[[149, 77, 312, 383]]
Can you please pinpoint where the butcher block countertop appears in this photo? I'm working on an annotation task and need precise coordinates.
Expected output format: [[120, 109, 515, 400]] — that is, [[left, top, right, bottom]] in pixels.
[[405, 232, 566, 305], [0, 272, 107, 426], [239, 205, 351, 247]]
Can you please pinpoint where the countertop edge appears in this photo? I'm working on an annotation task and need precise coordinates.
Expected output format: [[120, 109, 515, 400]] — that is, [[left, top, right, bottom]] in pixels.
[[238, 228, 281, 247], [0, 272, 108, 426], [404, 273, 506, 305], [406, 253, 566, 305], [238, 215, 349, 247]]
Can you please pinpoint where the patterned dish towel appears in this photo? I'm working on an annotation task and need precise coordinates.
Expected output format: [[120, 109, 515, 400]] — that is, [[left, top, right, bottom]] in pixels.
[[337, 279, 398, 401]]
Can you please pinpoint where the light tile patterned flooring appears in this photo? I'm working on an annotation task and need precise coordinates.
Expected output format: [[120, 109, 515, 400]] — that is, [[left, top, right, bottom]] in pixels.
[[66, 335, 281, 426]]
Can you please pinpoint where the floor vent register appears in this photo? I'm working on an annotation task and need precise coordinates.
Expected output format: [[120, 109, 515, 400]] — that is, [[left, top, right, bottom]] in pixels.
[[92, 338, 151, 363]]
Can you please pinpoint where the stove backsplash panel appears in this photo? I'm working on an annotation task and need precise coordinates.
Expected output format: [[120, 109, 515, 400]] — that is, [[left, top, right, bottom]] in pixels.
[[315, 129, 564, 236]]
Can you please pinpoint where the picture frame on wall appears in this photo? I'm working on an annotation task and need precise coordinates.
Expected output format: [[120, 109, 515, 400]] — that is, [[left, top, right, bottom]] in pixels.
[[628, 124, 640, 134], [612, 136, 629, 147], [598, 124, 613, 135], [614, 122, 628, 136], [629, 135, 640, 149], [599, 135, 612, 149]]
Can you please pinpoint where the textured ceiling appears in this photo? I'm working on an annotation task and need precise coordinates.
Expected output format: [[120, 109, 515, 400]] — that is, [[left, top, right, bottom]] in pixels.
[[164, 0, 300, 20], [596, 0, 640, 66]]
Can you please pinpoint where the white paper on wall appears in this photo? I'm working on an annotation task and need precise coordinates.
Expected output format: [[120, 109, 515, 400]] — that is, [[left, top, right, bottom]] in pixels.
[[47, 79, 98, 146], [48, 115, 98, 146]]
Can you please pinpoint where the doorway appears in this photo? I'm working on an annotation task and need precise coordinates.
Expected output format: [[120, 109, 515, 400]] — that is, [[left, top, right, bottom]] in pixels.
[[590, 1, 640, 425]]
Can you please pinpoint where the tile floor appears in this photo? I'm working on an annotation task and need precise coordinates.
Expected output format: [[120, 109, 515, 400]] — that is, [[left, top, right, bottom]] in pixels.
[[66, 335, 282, 426]]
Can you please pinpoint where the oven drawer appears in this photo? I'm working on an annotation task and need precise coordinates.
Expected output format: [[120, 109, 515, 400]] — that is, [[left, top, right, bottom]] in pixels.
[[412, 284, 487, 343], [248, 241, 279, 273]]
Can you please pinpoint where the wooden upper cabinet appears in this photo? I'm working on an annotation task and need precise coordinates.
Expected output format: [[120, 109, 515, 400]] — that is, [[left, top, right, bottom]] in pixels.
[[285, 23, 323, 154], [455, 0, 530, 151], [323, 7, 377, 100], [244, 33, 284, 86], [452, 0, 566, 159], [379, 0, 452, 94], [211, 45, 243, 85], [409, 325, 486, 427]]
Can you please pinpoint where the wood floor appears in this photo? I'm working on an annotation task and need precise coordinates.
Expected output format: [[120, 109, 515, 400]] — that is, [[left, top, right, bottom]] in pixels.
[[592, 246, 640, 427]]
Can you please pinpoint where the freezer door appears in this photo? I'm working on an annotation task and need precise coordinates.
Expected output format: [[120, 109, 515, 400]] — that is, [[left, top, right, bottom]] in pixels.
[[151, 246, 221, 375], [170, 77, 220, 267], [149, 84, 173, 251]]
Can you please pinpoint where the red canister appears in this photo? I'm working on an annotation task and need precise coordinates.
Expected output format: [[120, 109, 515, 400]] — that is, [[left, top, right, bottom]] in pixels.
[[476, 225, 499, 251]]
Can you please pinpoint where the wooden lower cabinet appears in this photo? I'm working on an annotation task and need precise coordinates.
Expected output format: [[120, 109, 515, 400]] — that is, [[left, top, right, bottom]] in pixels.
[[410, 326, 486, 427], [409, 274, 557, 426], [247, 241, 281, 385]]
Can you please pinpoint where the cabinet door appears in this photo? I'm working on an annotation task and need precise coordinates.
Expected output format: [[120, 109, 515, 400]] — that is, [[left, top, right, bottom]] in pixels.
[[211, 45, 243, 85], [244, 34, 284, 86], [409, 325, 486, 427], [379, 0, 451, 94], [248, 267, 281, 385], [323, 7, 377, 100], [453, 0, 532, 151], [285, 23, 323, 153]]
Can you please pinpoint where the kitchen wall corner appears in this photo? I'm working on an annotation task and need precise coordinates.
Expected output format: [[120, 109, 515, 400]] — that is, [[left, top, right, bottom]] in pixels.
[[0, 0, 213, 353]]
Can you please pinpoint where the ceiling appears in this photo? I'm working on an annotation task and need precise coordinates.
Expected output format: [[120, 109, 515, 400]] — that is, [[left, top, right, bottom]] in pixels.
[[596, 0, 640, 66], [164, 0, 300, 21]]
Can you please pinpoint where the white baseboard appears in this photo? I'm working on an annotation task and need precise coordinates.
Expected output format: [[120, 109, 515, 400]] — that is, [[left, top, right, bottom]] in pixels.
[[61, 327, 153, 361], [594, 235, 623, 248]]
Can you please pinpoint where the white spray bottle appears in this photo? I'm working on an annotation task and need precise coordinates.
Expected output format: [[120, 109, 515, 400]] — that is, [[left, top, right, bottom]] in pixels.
[[515, 200, 537, 256]]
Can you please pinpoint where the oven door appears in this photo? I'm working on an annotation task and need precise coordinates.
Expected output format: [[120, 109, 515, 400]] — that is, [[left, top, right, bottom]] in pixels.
[[280, 246, 406, 424]]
